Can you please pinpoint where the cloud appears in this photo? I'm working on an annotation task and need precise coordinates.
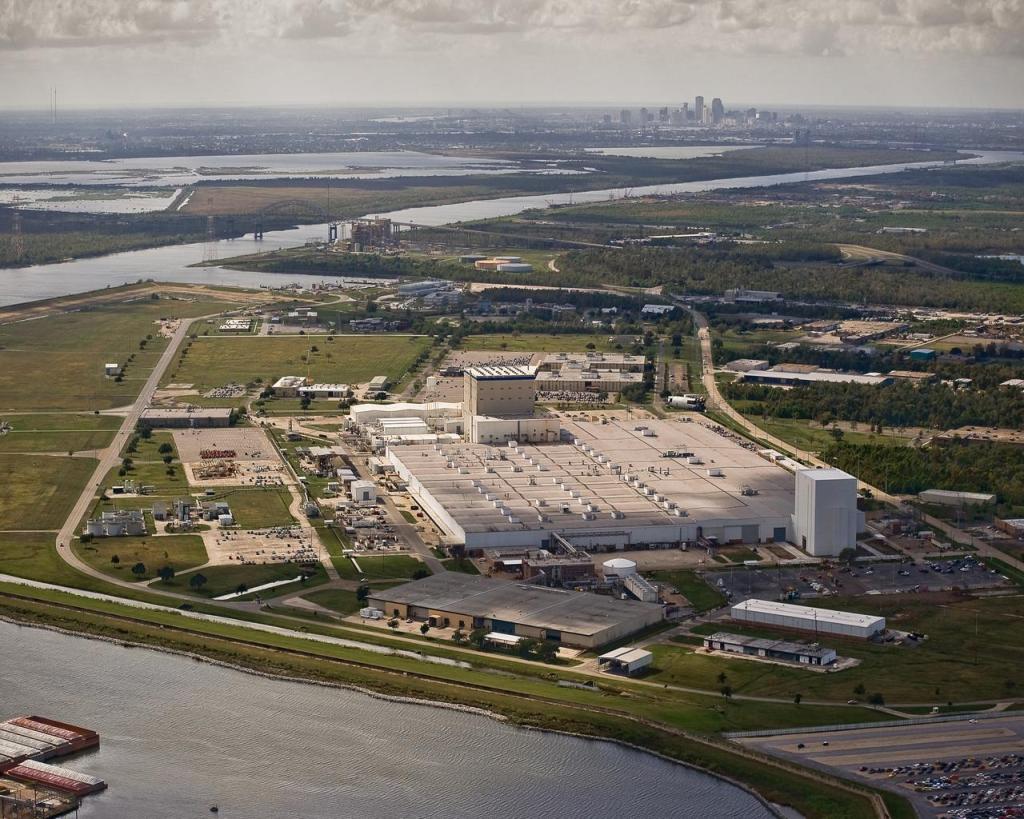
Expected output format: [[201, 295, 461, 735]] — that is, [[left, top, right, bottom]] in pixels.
[[0, 0, 1021, 58]]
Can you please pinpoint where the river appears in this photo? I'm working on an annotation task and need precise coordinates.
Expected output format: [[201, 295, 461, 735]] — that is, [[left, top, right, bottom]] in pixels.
[[0, 620, 772, 818], [1, 149, 1021, 308]]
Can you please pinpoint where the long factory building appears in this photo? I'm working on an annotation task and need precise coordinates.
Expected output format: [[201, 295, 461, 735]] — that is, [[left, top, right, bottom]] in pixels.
[[387, 416, 798, 552], [730, 599, 885, 639], [366, 572, 664, 648]]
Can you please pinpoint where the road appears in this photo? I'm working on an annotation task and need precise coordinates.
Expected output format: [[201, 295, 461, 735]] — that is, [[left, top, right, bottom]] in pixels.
[[835, 243, 963, 277], [55, 315, 206, 586]]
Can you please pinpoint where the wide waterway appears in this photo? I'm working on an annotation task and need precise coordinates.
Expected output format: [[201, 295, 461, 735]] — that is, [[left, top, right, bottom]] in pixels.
[[0, 620, 773, 818], [1, 149, 1021, 308]]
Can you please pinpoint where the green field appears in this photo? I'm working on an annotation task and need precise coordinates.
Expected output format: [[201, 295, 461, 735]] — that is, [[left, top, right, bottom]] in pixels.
[[217, 487, 295, 528], [646, 570, 726, 612], [163, 334, 431, 392], [463, 333, 618, 353], [742, 416, 909, 452], [0, 454, 98, 530], [654, 593, 1024, 704], [0, 296, 237, 412], [341, 554, 429, 581], [300, 588, 363, 615], [176, 562, 328, 598], [0, 428, 117, 453], [74, 534, 208, 582]]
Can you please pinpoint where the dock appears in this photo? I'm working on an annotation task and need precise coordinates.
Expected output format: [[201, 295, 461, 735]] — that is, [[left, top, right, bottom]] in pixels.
[[0, 716, 106, 817]]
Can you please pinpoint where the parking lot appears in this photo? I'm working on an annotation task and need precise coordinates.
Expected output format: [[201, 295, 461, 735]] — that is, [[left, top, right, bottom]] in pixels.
[[738, 716, 1024, 818], [709, 554, 1008, 605]]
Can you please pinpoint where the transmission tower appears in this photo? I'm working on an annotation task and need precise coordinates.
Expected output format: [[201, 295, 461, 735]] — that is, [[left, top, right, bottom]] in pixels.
[[203, 215, 216, 262], [11, 209, 24, 262]]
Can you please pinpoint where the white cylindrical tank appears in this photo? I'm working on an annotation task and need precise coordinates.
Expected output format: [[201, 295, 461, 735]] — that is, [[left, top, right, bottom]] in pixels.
[[602, 557, 637, 577]]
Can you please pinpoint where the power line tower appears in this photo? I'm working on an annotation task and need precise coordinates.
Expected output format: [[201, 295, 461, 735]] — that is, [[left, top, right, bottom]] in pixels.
[[11, 209, 25, 262], [202, 215, 216, 262]]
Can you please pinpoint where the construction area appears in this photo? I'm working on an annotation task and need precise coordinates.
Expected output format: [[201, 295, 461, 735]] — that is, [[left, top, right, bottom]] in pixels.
[[737, 715, 1024, 818], [173, 427, 287, 487]]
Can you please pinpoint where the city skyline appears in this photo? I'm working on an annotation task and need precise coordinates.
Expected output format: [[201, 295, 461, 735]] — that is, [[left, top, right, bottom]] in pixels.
[[1, 0, 1022, 110]]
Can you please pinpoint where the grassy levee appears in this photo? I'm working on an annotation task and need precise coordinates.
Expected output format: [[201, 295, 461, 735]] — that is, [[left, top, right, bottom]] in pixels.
[[0, 585, 908, 819]]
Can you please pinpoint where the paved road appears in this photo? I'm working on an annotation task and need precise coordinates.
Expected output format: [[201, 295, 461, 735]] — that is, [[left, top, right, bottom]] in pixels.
[[55, 315, 204, 586], [835, 243, 963, 277]]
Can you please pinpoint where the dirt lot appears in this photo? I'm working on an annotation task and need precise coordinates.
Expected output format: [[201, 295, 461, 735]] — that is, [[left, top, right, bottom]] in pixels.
[[174, 427, 289, 487], [202, 525, 316, 566]]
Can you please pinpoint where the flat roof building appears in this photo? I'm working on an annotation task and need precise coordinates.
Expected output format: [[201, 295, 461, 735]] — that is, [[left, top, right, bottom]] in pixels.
[[919, 488, 996, 507], [388, 417, 796, 552], [271, 375, 308, 397], [536, 353, 645, 373], [792, 468, 861, 557], [139, 407, 232, 428], [741, 369, 892, 387], [730, 599, 885, 639], [703, 632, 837, 666], [598, 646, 654, 675], [366, 572, 664, 648]]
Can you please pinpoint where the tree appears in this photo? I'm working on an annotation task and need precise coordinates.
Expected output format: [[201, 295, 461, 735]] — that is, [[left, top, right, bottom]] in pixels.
[[720, 685, 733, 700], [157, 565, 175, 583], [131, 562, 146, 579], [158, 442, 173, 454], [793, 693, 802, 705], [468, 628, 488, 649], [356, 584, 371, 603], [419, 623, 430, 635], [867, 692, 885, 706], [716, 671, 728, 685], [387, 618, 399, 631], [121, 457, 134, 471], [451, 629, 466, 645], [412, 567, 431, 580], [162, 454, 173, 464], [235, 583, 248, 596], [189, 573, 207, 592], [110, 554, 120, 564], [854, 683, 866, 696], [838, 547, 858, 566]]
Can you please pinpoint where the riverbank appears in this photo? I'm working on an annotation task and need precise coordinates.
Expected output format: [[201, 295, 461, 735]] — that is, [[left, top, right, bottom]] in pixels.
[[0, 590, 910, 819]]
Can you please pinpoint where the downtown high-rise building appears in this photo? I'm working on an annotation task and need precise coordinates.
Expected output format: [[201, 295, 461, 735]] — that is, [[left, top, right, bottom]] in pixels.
[[694, 95, 704, 124], [711, 97, 724, 124]]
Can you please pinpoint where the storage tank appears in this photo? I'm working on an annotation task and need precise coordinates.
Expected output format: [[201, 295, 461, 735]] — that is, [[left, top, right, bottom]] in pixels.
[[602, 557, 637, 578]]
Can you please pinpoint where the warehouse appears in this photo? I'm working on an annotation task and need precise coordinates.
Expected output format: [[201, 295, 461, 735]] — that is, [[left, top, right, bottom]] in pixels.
[[730, 599, 885, 639], [535, 368, 644, 393], [366, 572, 664, 648], [139, 407, 232, 428], [388, 416, 795, 552], [919, 489, 997, 507], [740, 369, 892, 387], [536, 352, 646, 374], [703, 632, 837, 666]]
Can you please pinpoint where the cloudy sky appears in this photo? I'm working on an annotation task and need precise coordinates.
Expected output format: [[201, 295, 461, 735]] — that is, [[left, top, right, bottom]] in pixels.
[[1, 0, 1021, 110]]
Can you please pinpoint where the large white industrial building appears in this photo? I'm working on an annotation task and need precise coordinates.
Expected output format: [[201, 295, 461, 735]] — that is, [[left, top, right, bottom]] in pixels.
[[388, 416, 798, 552], [462, 365, 560, 444], [730, 599, 885, 639], [791, 468, 862, 557]]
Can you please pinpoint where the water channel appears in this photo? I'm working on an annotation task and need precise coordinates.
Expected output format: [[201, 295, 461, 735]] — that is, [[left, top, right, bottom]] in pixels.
[[0, 619, 773, 818]]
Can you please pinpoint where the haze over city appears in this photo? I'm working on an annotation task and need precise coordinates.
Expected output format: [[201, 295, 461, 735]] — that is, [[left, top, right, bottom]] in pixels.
[[1, 0, 1023, 109]]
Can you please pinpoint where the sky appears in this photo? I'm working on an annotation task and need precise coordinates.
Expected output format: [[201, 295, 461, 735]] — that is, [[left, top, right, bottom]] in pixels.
[[1, 0, 1022, 110]]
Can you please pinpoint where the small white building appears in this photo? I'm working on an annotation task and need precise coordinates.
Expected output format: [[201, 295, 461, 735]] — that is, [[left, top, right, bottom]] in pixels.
[[350, 479, 377, 505], [598, 646, 653, 676], [919, 489, 996, 507], [272, 375, 308, 397], [792, 468, 860, 557], [104, 363, 120, 376]]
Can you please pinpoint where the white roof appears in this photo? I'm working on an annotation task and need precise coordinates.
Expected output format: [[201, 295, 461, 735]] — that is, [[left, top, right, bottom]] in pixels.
[[732, 599, 883, 628], [603, 558, 637, 569], [484, 632, 523, 646], [798, 468, 855, 483], [466, 365, 535, 379], [599, 646, 653, 663]]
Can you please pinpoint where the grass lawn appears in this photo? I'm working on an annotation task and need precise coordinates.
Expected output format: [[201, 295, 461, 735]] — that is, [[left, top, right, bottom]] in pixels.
[[744, 416, 908, 453], [0, 296, 237, 412], [74, 534, 207, 582], [215, 487, 295, 528], [300, 588, 363, 615], [0, 454, 98, 530], [342, 554, 430, 581], [718, 546, 762, 563], [175, 562, 328, 598], [162, 334, 431, 392], [442, 557, 480, 574], [0, 413, 120, 454], [107, 460, 190, 496], [463, 333, 618, 353], [646, 570, 726, 612], [664, 593, 1024, 704]]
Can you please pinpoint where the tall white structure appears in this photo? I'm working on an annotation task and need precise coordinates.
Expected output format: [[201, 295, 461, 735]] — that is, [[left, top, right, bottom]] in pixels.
[[791, 468, 860, 556], [463, 365, 558, 444]]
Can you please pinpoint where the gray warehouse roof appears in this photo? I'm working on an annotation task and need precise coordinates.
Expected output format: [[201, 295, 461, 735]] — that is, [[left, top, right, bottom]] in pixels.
[[368, 572, 663, 637]]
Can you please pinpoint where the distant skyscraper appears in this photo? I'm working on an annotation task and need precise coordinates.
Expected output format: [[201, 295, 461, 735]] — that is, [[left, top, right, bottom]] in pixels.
[[711, 97, 724, 124], [639, 107, 649, 125], [658, 106, 669, 123], [681, 102, 689, 120], [620, 109, 632, 126], [694, 96, 704, 124]]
